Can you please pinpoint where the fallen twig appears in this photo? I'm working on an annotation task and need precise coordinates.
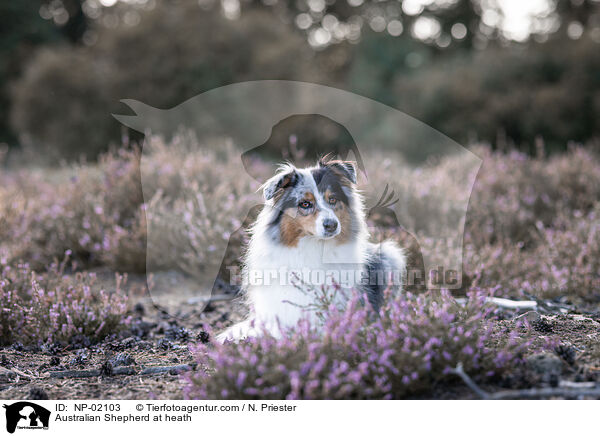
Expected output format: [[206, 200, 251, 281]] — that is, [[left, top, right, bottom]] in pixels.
[[0, 366, 32, 380], [448, 363, 490, 399], [49, 364, 195, 378], [490, 387, 600, 400], [186, 294, 236, 305], [140, 364, 193, 375], [50, 369, 100, 378], [454, 297, 538, 310], [558, 380, 596, 389], [450, 363, 600, 399], [49, 366, 136, 378]]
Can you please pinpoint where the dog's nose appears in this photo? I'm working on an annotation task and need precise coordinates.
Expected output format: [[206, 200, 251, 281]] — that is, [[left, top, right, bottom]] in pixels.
[[323, 219, 338, 233]]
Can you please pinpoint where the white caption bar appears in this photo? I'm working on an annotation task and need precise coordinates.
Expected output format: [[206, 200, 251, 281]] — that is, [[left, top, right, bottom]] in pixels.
[[0, 400, 595, 436]]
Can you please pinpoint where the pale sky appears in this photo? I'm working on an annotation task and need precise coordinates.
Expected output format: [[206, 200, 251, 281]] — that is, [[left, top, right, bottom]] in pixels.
[[493, 0, 556, 41], [403, 0, 556, 41]]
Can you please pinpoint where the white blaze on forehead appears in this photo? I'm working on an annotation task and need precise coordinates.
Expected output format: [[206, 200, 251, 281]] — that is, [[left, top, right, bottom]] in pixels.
[[299, 168, 333, 213], [300, 168, 340, 238]]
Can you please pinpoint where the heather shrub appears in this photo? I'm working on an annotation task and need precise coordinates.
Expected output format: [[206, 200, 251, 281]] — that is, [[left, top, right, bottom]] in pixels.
[[465, 146, 600, 248], [525, 206, 600, 298], [140, 136, 261, 277], [465, 207, 600, 301], [2, 138, 598, 299], [184, 289, 529, 399], [2, 135, 261, 278], [0, 257, 131, 346], [462, 145, 600, 299], [362, 150, 475, 237], [358, 144, 600, 300], [0, 184, 23, 243], [5, 147, 146, 271]]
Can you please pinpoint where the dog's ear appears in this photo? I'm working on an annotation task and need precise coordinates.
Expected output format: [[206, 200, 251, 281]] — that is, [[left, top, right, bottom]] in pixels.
[[262, 168, 297, 201], [337, 161, 357, 184], [320, 159, 357, 184]]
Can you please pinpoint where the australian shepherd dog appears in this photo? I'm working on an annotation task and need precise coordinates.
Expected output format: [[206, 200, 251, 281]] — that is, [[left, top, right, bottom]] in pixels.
[[218, 158, 406, 341]]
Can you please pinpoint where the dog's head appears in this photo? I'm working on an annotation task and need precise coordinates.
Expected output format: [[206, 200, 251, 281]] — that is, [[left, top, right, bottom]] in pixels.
[[261, 157, 360, 246]]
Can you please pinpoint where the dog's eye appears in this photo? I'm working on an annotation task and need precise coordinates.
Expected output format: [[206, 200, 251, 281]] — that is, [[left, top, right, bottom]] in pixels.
[[299, 201, 312, 209], [328, 197, 337, 205]]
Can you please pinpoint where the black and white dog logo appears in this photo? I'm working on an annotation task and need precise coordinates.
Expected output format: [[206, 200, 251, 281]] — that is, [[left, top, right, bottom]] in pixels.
[[3, 402, 50, 433]]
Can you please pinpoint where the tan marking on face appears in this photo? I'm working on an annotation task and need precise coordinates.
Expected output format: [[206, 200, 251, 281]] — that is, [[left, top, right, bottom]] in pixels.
[[301, 192, 315, 205], [323, 188, 352, 244], [279, 192, 318, 246]]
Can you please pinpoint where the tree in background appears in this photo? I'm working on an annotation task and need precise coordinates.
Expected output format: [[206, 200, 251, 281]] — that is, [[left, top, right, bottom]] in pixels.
[[10, 1, 319, 160], [0, 3, 61, 146], [6, 0, 600, 159]]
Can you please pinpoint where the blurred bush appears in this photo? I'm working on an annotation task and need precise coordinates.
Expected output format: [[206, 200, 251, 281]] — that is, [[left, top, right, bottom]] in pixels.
[[362, 143, 600, 300], [465, 146, 600, 248], [392, 37, 600, 151], [140, 136, 260, 277], [10, 2, 319, 160], [462, 145, 600, 300], [11, 47, 116, 161], [1, 134, 261, 278], [3, 136, 599, 300], [9, 1, 600, 159], [3, 146, 146, 271], [0, 2, 62, 145]]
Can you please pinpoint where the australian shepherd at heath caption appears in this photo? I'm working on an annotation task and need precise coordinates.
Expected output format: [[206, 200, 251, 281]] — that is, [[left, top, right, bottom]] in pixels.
[[217, 158, 406, 342]]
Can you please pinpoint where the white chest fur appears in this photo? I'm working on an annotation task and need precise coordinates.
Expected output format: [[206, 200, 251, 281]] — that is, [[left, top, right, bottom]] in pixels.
[[244, 234, 366, 331]]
